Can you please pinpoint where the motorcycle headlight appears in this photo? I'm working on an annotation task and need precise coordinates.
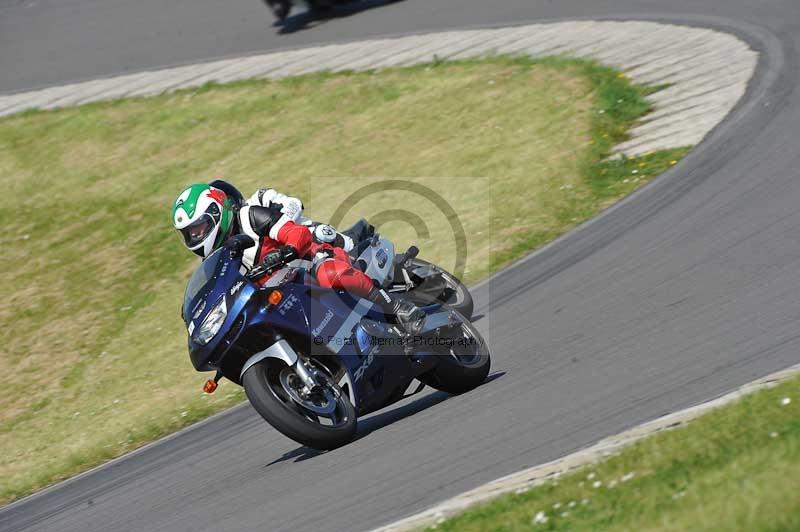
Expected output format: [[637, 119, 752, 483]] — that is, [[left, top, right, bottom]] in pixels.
[[193, 298, 227, 345]]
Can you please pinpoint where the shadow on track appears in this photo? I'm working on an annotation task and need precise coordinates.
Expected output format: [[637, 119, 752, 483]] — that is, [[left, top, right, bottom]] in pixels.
[[263, 389, 450, 466], [264, 446, 323, 466], [264, 0, 404, 34], [355, 371, 505, 440], [263, 371, 505, 466]]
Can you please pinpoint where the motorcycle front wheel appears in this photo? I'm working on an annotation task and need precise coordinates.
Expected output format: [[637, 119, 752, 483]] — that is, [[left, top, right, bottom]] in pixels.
[[243, 358, 357, 450]]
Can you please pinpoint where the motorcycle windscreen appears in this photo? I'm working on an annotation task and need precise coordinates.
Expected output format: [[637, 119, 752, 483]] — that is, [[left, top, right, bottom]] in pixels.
[[182, 247, 225, 324]]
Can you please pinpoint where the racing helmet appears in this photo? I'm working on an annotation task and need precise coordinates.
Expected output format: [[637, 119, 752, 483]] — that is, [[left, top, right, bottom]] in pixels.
[[172, 183, 234, 257]]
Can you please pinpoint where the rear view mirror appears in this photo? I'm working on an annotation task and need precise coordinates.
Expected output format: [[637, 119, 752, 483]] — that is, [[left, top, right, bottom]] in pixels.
[[226, 234, 255, 256]]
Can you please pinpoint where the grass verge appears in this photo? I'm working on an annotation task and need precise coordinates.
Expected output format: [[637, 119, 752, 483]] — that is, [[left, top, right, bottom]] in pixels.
[[0, 55, 686, 504], [432, 373, 800, 532]]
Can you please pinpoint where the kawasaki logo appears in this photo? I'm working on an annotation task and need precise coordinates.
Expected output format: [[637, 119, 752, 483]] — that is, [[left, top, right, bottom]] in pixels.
[[311, 309, 334, 337]]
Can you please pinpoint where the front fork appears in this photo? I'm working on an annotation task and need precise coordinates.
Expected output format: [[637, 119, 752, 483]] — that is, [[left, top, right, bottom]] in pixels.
[[238, 337, 331, 395], [292, 356, 323, 391]]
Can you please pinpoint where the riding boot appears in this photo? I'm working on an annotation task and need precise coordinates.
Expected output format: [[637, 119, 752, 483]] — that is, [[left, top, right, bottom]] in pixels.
[[366, 287, 425, 335]]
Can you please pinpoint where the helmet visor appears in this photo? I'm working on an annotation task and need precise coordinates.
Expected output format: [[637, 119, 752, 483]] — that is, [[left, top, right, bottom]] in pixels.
[[180, 214, 216, 248]]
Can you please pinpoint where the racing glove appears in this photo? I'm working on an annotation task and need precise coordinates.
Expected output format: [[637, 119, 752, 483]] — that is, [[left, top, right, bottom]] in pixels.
[[260, 245, 299, 272]]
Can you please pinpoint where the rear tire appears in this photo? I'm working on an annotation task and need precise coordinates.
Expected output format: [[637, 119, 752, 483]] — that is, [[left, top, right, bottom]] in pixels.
[[418, 318, 490, 394], [406, 258, 474, 319], [243, 359, 357, 450]]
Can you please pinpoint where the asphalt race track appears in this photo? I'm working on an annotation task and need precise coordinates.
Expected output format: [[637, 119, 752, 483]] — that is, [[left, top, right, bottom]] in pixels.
[[2, 1, 800, 531]]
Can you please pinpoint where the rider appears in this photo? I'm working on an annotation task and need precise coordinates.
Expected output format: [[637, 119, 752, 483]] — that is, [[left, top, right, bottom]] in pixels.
[[171, 180, 424, 333]]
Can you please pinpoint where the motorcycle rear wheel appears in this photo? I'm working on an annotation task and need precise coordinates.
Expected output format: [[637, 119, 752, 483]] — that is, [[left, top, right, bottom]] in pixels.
[[404, 258, 474, 319], [417, 317, 490, 394], [243, 358, 357, 450]]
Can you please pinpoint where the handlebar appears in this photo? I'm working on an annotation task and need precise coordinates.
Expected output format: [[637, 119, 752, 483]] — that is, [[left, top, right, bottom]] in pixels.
[[245, 245, 299, 281]]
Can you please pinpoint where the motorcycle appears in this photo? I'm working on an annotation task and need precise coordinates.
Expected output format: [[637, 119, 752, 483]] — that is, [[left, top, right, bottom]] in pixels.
[[263, 0, 335, 22], [181, 221, 490, 449], [264, 0, 398, 23]]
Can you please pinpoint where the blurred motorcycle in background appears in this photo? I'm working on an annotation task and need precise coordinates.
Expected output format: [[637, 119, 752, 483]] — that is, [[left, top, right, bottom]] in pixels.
[[264, 0, 397, 23], [264, 0, 337, 22]]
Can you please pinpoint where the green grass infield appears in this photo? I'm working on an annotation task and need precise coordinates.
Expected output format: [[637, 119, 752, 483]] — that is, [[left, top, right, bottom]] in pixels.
[[0, 56, 687, 504]]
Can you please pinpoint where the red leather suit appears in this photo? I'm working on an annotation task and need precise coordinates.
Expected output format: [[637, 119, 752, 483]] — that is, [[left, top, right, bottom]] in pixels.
[[260, 220, 374, 296]]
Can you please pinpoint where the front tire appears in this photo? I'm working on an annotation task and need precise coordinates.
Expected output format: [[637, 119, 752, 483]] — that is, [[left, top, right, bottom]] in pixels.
[[243, 358, 357, 450]]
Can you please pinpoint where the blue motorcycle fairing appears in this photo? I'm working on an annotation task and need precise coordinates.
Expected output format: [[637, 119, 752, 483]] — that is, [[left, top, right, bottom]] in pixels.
[[183, 248, 259, 371], [291, 286, 420, 413], [182, 248, 425, 414]]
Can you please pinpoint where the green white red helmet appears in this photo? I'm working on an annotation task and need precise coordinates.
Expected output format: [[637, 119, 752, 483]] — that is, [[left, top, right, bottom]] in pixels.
[[172, 183, 234, 257]]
